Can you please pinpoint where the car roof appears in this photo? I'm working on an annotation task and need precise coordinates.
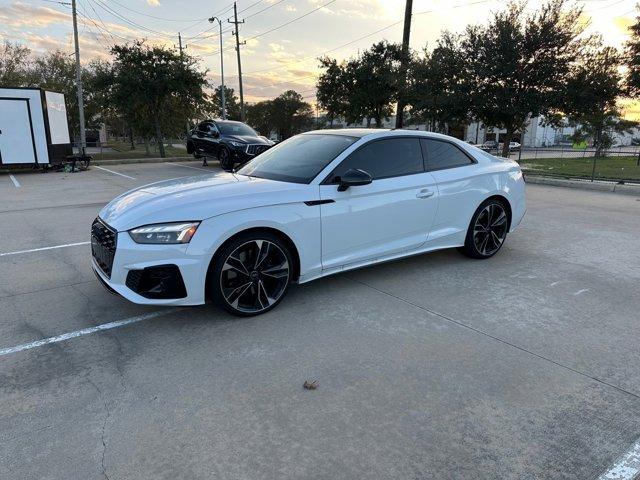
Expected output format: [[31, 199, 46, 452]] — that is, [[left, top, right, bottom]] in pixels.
[[302, 128, 468, 143], [302, 128, 391, 138], [210, 119, 246, 125]]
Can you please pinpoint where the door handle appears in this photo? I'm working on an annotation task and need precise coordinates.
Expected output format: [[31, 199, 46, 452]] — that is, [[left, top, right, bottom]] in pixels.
[[416, 189, 434, 199]]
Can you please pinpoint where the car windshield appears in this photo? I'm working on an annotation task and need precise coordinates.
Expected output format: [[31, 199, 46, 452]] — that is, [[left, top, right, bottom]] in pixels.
[[217, 122, 258, 136], [236, 134, 358, 184]]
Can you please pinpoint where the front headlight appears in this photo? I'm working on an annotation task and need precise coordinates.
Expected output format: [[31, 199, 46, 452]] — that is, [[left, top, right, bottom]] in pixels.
[[229, 140, 245, 148], [129, 222, 200, 244]]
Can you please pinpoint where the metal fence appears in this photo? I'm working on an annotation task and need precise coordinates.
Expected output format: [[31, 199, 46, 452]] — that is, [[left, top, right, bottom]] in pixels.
[[494, 146, 640, 183], [71, 138, 188, 160]]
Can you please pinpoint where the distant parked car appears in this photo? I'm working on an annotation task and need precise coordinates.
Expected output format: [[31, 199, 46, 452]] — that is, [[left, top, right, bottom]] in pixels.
[[479, 140, 498, 151], [187, 119, 274, 171], [498, 141, 521, 152]]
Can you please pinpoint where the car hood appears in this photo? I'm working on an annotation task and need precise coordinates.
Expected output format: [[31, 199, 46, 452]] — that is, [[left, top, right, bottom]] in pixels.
[[99, 172, 312, 231], [226, 135, 271, 145]]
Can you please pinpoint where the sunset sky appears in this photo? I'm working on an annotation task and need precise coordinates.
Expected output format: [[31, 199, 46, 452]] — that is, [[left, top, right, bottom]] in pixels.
[[1, 0, 637, 113]]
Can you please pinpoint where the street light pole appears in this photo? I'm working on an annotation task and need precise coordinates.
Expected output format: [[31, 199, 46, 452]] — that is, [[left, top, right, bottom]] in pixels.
[[71, 0, 86, 154], [208, 16, 226, 120]]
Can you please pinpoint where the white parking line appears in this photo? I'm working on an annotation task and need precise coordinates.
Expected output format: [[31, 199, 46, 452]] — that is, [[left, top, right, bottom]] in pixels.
[[9, 174, 21, 188], [167, 162, 211, 172], [0, 241, 90, 257], [598, 438, 640, 480], [94, 165, 136, 180], [0, 310, 175, 357]]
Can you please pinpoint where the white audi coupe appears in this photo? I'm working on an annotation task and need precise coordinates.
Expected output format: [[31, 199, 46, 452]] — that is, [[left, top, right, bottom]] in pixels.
[[92, 129, 526, 316]]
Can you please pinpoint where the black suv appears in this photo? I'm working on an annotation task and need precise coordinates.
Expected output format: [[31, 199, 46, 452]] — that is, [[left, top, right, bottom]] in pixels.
[[186, 120, 274, 170]]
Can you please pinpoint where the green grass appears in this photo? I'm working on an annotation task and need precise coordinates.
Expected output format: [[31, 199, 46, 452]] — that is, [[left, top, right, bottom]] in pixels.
[[520, 155, 640, 182], [93, 140, 189, 160]]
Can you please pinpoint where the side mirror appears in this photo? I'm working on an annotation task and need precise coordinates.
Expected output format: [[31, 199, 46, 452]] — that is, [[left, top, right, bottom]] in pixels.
[[211, 131, 220, 138], [336, 168, 372, 192]]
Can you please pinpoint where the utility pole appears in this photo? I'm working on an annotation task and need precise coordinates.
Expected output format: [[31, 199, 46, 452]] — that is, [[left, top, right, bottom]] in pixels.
[[395, 0, 413, 129], [208, 16, 226, 120], [178, 32, 191, 137], [229, 2, 246, 121], [71, 0, 86, 154]]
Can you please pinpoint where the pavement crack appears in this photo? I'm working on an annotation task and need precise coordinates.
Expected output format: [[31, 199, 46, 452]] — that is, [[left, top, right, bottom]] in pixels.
[[347, 275, 640, 402], [88, 379, 111, 480]]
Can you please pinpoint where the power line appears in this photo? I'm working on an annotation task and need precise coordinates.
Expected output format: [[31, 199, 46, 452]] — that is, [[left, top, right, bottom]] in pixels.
[[201, 0, 337, 57], [91, 0, 177, 39], [241, 0, 494, 95], [82, 0, 117, 45], [244, 0, 287, 20], [244, 0, 336, 43], [186, 0, 287, 43], [241, 0, 492, 79], [105, 0, 210, 23], [237, 0, 265, 14]]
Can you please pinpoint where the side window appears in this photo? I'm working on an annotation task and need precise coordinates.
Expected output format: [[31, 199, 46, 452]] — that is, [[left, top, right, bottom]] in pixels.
[[332, 138, 423, 180], [421, 139, 474, 171], [197, 121, 210, 133]]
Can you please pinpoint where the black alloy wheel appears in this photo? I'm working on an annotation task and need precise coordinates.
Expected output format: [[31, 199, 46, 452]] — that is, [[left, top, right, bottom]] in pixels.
[[461, 199, 509, 259], [218, 146, 232, 171], [210, 233, 292, 316]]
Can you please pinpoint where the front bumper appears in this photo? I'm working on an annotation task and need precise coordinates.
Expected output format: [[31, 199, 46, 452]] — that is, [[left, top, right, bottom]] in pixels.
[[92, 231, 209, 306], [230, 144, 271, 164]]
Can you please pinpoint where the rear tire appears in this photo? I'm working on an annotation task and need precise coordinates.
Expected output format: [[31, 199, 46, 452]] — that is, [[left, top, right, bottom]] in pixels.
[[460, 198, 509, 259], [209, 231, 293, 316]]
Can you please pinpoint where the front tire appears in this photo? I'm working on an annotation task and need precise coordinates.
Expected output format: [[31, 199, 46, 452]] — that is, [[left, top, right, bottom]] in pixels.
[[209, 232, 293, 316], [461, 198, 509, 259], [218, 146, 233, 171]]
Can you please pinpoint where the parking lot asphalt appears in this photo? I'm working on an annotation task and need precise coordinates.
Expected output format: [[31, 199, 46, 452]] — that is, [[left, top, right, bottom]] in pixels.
[[1, 162, 639, 479]]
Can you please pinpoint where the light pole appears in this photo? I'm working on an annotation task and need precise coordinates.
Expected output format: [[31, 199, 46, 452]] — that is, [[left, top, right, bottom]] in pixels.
[[208, 16, 226, 120], [71, 0, 86, 154]]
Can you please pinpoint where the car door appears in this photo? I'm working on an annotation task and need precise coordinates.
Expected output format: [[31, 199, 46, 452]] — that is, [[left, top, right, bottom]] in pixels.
[[420, 138, 482, 245], [208, 122, 222, 156], [200, 122, 219, 156], [193, 122, 209, 154], [318, 137, 439, 271]]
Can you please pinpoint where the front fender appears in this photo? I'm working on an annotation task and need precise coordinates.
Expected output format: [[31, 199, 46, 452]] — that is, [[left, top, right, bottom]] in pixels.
[[186, 202, 322, 288]]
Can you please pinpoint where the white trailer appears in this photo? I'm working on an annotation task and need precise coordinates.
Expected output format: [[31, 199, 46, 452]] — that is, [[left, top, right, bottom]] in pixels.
[[0, 87, 72, 167]]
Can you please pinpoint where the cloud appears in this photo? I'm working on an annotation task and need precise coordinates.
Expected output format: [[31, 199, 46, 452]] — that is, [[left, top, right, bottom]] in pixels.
[[147, 0, 161, 6], [0, 2, 70, 28], [285, 5, 297, 12]]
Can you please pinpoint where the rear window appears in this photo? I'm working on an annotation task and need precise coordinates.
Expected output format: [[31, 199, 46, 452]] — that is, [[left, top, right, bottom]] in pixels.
[[421, 139, 474, 171]]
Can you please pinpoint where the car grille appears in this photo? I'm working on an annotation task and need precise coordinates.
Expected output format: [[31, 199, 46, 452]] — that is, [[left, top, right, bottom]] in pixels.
[[246, 144, 270, 156], [91, 218, 117, 278]]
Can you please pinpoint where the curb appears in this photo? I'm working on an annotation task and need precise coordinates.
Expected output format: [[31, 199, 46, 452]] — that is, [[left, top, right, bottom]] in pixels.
[[91, 156, 195, 166], [524, 175, 640, 196]]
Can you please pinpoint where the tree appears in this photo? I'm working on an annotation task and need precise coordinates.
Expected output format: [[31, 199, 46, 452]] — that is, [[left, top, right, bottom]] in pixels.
[[0, 41, 32, 87], [107, 42, 208, 157], [563, 43, 635, 156], [316, 57, 348, 126], [408, 33, 473, 134], [317, 41, 402, 127], [210, 85, 241, 120], [246, 90, 313, 140], [29, 50, 87, 138], [460, 0, 585, 156], [271, 90, 314, 139], [246, 100, 273, 136], [625, 7, 640, 96]]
